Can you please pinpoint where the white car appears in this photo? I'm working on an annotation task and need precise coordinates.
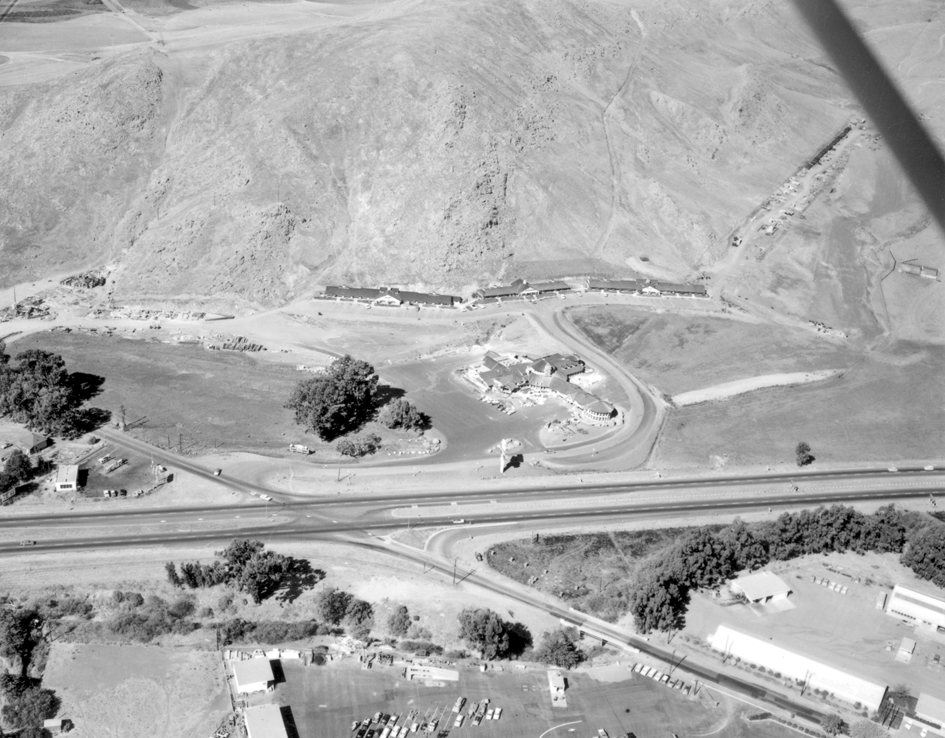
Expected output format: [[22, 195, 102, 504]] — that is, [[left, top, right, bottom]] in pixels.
[[888, 466, 899, 473], [260, 494, 273, 501], [923, 465, 935, 471]]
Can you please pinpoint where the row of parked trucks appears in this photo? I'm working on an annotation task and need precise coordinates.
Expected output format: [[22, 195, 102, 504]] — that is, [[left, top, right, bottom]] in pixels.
[[452, 697, 501, 729]]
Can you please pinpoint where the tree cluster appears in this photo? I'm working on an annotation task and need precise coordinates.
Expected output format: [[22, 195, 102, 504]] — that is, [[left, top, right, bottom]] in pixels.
[[313, 588, 374, 640], [0, 345, 88, 437], [901, 524, 945, 588], [457, 608, 531, 660], [1, 685, 59, 738], [387, 605, 412, 637], [337, 433, 381, 458], [286, 355, 379, 440], [166, 539, 293, 604], [532, 628, 585, 669], [217, 618, 324, 646], [378, 398, 427, 431], [628, 505, 910, 633]]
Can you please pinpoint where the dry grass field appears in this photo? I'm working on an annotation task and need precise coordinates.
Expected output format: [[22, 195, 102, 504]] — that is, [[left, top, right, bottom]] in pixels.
[[568, 306, 858, 397], [43, 643, 230, 738], [652, 340, 944, 469]]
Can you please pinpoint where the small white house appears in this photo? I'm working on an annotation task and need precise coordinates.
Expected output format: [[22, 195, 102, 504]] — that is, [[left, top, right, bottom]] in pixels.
[[233, 659, 275, 694], [730, 571, 792, 604], [55, 465, 79, 492]]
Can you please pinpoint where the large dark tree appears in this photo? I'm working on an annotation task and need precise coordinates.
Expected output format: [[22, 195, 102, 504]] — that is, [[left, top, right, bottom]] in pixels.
[[1, 686, 59, 738], [3, 450, 32, 483], [0, 347, 83, 437], [286, 355, 379, 440], [457, 608, 526, 660], [314, 588, 353, 625], [627, 564, 690, 634], [532, 629, 584, 669], [387, 605, 411, 637], [901, 525, 945, 588]]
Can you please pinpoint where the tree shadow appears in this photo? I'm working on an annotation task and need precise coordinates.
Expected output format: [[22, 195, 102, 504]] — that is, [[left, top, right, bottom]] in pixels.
[[70, 407, 112, 437], [508, 621, 533, 657], [275, 559, 325, 604], [504, 454, 524, 472], [68, 372, 105, 403], [375, 384, 406, 406]]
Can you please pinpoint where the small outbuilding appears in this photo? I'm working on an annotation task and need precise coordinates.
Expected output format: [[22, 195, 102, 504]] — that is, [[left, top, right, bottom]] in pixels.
[[233, 658, 275, 694], [55, 465, 79, 492], [244, 704, 290, 738], [43, 718, 69, 734], [730, 571, 792, 604]]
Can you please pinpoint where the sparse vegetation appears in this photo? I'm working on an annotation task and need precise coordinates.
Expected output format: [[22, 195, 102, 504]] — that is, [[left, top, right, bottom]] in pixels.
[[337, 433, 381, 458], [850, 720, 889, 738], [286, 355, 379, 440]]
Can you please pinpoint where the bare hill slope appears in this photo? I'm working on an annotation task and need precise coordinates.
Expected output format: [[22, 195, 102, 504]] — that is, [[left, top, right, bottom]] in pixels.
[[0, 0, 864, 304]]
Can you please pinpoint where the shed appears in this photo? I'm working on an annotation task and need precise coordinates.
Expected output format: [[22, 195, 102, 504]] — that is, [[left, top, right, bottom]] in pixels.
[[43, 718, 68, 734], [29, 436, 52, 455], [244, 704, 290, 738], [233, 658, 275, 694], [55, 464, 79, 492], [730, 571, 792, 604]]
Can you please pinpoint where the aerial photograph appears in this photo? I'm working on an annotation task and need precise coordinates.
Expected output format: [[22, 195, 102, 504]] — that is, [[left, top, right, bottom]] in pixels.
[[0, 0, 943, 736]]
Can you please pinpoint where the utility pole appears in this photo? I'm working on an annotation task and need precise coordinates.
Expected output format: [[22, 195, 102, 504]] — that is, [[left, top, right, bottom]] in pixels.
[[452, 558, 458, 585]]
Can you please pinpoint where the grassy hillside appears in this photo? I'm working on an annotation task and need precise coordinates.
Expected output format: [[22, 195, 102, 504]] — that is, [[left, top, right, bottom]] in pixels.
[[0, 0, 894, 304]]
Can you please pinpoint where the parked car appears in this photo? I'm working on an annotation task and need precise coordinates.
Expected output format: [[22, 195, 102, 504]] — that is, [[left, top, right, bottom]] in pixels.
[[212, 468, 222, 476], [19, 540, 35, 547]]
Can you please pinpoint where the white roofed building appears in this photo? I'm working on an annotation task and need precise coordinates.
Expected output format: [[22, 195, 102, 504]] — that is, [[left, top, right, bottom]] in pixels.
[[708, 625, 887, 711], [885, 585, 945, 631], [730, 571, 792, 604], [55, 464, 79, 492], [244, 704, 290, 738], [233, 658, 275, 694], [907, 693, 945, 737]]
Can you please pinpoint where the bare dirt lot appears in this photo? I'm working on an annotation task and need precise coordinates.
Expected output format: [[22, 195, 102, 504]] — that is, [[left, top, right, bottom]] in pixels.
[[43, 642, 230, 738]]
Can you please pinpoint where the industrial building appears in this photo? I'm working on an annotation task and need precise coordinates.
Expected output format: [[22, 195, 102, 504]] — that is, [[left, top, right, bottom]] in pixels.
[[55, 465, 79, 492], [233, 658, 276, 694], [730, 571, 792, 604], [244, 704, 290, 738], [708, 625, 887, 711], [906, 693, 945, 738], [885, 585, 945, 631]]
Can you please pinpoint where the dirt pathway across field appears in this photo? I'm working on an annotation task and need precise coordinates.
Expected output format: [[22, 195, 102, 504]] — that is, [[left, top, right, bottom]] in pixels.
[[672, 370, 842, 407]]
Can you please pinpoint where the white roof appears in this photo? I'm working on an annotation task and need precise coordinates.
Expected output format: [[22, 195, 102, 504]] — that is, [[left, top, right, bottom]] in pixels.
[[917, 693, 945, 724], [245, 704, 289, 738], [709, 625, 887, 710], [233, 658, 274, 687], [55, 465, 78, 484], [889, 585, 945, 623], [731, 571, 791, 601], [43, 719, 64, 728]]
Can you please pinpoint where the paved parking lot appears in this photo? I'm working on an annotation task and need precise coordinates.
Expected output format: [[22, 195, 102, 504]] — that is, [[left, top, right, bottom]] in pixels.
[[273, 659, 798, 738]]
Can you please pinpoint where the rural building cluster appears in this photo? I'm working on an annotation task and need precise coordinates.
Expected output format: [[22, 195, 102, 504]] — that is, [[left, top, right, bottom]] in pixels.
[[707, 571, 945, 719], [470, 351, 616, 422], [319, 276, 708, 308]]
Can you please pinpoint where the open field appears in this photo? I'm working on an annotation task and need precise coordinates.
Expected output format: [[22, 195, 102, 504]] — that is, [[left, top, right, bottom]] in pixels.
[[653, 341, 945, 469], [43, 642, 230, 738], [273, 655, 792, 738], [569, 306, 858, 397], [680, 551, 945, 707]]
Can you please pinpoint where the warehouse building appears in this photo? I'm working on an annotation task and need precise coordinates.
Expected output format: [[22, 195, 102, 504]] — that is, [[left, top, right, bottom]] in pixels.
[[233, 659, 276, 694], [244, 704, 290, 738], [708, 625, 887, 711], [885, 585, 945, 631], [730, 571, 792, 604], [906, 693, 945, 737]]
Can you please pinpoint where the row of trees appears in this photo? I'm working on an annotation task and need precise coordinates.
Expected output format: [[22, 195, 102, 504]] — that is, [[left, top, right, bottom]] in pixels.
[[0, 344, 95, 437], [165, 539, 294, 604], [629, 505, 913, 633], [0, 607, 59, 738], [286, 355, 427, 442]]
